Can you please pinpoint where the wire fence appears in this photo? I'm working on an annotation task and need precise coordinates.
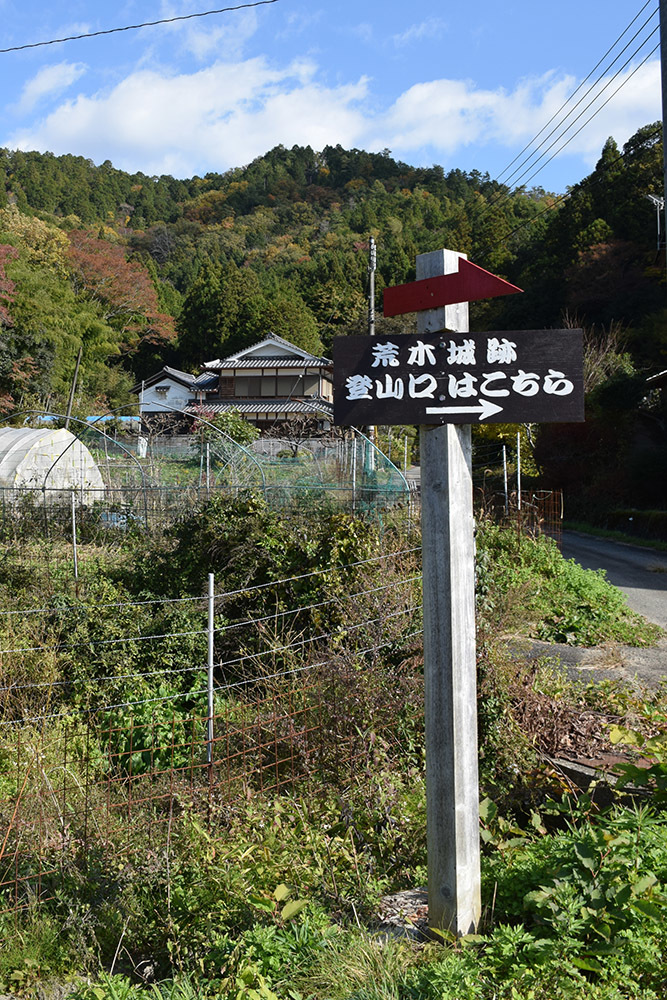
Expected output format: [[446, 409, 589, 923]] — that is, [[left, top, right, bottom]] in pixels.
[[0, 426, 565, 919], [0, 550, 424, 918], [0, 648, 424, 918], [476, 488, 563, 548]]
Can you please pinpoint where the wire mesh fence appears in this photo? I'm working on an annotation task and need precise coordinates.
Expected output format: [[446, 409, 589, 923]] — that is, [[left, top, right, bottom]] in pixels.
[[475, 488, 563, 547], [0, 546, 424, 919], [0, 648, 424, 918]]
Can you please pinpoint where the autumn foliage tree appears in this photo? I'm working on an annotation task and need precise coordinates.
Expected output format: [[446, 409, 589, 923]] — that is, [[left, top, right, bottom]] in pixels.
[[0, 244, 17, 328], [67, 230, 176, 355]]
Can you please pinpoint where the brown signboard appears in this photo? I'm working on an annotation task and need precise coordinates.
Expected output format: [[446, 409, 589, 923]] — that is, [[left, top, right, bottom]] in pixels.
[[333, 329, 584, 425]]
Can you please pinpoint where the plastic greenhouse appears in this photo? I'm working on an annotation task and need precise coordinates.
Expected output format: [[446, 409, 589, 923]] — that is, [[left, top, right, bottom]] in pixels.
[[0, 428, 105, 500]]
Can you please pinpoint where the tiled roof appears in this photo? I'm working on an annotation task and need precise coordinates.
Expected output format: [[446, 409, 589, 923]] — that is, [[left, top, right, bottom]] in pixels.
[[133, 367, 196, 393], [192, 372, 219, 389], [186, 398, 333, 416], [162, 367, 196, 384], [204, 356, 332, 370], [207, 333, 331, 369]]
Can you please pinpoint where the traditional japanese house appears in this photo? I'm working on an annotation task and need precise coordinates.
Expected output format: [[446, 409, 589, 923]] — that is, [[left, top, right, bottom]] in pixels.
[[188, 334, 333, 429]]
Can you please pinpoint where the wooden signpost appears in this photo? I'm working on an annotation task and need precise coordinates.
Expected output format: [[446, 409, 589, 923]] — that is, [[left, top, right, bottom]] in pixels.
[[333, 249, 584, 934]]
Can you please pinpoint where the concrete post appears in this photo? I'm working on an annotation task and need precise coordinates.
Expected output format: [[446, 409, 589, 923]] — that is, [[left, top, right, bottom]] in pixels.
[[417, 248, 481, 934]]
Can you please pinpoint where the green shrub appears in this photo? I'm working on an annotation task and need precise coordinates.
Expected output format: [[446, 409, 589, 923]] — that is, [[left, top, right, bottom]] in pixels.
[[477, 521, 661, 646]]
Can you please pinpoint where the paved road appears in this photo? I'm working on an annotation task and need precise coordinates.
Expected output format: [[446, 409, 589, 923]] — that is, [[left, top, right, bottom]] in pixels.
[[561, 531, 667, 629]]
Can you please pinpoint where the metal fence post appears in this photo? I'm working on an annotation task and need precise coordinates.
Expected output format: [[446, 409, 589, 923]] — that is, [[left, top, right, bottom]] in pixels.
[[352, 440, 357, 510], [207, 573, 215, 768], [71, 490, 78, 580]]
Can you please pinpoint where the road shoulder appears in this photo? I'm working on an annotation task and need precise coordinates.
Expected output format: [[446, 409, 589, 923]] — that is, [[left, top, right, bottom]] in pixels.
[[514, 635, 667, 691]]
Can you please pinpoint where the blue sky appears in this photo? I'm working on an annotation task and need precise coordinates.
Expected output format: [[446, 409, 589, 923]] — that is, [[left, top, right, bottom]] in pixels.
[[0, 0, 661, 192]]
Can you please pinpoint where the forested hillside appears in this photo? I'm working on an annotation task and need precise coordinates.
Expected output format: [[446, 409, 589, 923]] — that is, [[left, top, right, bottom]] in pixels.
[[0, 128, 664, 515]]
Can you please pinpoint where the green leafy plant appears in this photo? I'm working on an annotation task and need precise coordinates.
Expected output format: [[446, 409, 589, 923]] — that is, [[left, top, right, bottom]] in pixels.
[[610, 723, 667, 803]]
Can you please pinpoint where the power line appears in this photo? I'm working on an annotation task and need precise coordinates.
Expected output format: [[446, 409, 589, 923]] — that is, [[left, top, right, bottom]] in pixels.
[[0, 1, 280, 55], [479, 124, 662, 253], [478, 28, 659, 226], [496, 1, 659, 188], [503, 37, 659, 196]]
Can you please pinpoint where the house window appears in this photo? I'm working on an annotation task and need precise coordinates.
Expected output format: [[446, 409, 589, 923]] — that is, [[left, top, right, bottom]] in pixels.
[[277, 376, 303, 396], [218, 377, 234, 398], [155, 386, 170, 395]]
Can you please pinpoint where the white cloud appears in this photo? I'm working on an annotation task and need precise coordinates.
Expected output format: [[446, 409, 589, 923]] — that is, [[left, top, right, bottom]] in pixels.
[[554, 61, 662, 164], [14, 62, 87, 114], [372, 60, 661, 170], [367, 74, 573, 155], [392, 18, 447, 48], [153, 1, 259, 60], [7, 52, 660, 184], [9, 58, 369, 176], [180, 10, 259, 62], [277, 9, 324, 40], [349, 23, 373, 44]]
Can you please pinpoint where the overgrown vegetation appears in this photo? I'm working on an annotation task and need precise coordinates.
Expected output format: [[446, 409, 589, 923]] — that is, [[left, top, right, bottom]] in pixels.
[[0, 493, 665, 998], [477, 521, 660, 646]]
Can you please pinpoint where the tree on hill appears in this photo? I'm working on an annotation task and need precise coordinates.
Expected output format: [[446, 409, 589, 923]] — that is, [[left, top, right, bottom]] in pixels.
[[177, 260, 323, 365], [0, 247, 134, 413], [177, 259, 262, 365], [255, 283, 323, 356], [0, 205, 70, 276], [66, 230, 176, 356], [0, 243, 17, 328], [497, 122, 664, 333]]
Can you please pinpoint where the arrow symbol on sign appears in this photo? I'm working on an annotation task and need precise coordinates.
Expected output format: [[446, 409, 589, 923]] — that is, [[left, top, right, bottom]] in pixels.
[[424, 399, 504, 421], [383, 258, 522, 317]]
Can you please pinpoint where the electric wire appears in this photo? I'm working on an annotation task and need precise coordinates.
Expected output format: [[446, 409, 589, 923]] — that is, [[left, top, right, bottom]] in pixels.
[[479, 124, 662, 253], [477, 26, 660, 227], [0, 629, 424, 726], [498, 37, 659, 198], [472, 2, 660, 238], [496, 2, 659, 189], [0, 1, 280, 54], [0, 575, 420, 690]]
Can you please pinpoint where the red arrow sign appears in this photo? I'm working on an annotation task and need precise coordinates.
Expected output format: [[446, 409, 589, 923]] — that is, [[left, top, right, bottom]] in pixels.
[[383, 258, 522, 317]]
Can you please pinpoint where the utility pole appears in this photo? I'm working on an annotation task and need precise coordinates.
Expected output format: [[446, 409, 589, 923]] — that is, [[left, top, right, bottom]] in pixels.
[[647, 194, 665, 251], [368, 236, 376, 336], [661, 0, 667, 257], [65, 346, 83, 430], [366, 236, 377, 472]]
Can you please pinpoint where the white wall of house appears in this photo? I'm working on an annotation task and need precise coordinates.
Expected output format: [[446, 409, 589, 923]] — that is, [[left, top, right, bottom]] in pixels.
[[139, 380, 193, 414]]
